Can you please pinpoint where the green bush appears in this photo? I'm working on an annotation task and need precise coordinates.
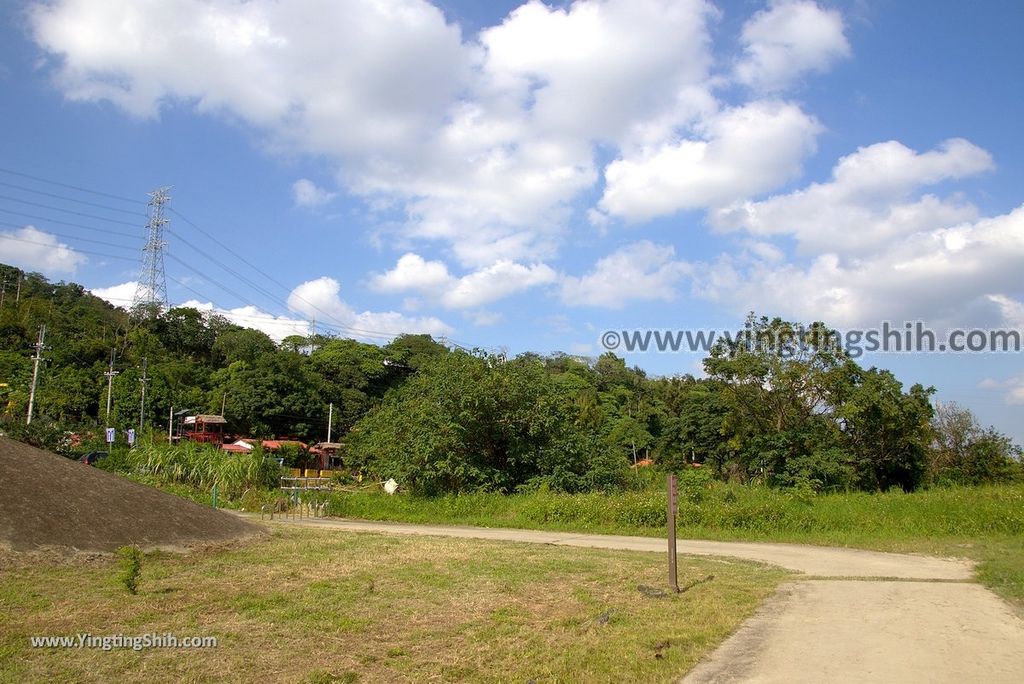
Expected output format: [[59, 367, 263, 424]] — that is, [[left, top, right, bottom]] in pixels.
[[116, 545, 143, 595]]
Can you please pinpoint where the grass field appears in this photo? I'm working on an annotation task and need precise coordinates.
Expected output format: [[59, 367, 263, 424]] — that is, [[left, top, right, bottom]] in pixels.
[[320, 481, 1024, 606], [0, 527, 786, 683]]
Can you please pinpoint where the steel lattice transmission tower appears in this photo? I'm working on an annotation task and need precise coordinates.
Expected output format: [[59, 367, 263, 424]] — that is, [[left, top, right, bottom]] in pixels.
[[131, 187, 171, 316]]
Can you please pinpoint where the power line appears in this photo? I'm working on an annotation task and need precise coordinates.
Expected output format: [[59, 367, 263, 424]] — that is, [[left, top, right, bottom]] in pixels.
[[166, 227, 294, 308], [0, 222, 136, 250], [0, 208, 139, 238], [0, 234, 137, 261], [0, 182, 148, 217], [0, 194, 143, 227], [0, 166, 459, 344], [0, 167, 147, 204], [166, 210, 415, 340]]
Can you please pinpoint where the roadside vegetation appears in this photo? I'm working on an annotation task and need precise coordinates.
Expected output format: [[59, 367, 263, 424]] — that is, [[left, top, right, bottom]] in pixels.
[[3, 263, 1022, 606], [0, 528, 787, 683], [4, 264, 1020, 501], [322, 477, 1024, 606]]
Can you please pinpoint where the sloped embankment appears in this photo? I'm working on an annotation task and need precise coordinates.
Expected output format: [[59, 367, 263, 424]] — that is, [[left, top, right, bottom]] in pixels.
[[0, 437, 261, 553]]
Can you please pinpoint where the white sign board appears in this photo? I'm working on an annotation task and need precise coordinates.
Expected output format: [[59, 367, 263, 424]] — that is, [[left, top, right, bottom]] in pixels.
[[105, 427, 116, 443]]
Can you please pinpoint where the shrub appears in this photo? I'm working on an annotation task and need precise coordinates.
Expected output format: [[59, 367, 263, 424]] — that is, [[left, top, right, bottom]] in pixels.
[[117, 545, 143, 595]]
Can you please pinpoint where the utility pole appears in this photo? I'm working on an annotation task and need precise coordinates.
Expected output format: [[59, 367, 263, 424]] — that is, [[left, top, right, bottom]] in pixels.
[[138, 357, 148, 433], [15, 274, 22, 304], [104, 349, 119, 423], [327, 402, 333, 443], [168, 404, 174, 442], [26, 325, 46, 425]]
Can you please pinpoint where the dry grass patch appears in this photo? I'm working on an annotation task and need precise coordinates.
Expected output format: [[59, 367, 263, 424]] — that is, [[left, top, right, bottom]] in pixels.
[[1, 528, 786, 683]]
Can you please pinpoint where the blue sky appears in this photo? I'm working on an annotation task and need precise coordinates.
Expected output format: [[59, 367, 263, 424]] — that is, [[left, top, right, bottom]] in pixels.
[[1, 0, 1022, 442]]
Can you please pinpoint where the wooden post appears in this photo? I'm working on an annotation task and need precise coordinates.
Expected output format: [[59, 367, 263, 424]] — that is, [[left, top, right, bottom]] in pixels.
[[667, 473, 679, 593]]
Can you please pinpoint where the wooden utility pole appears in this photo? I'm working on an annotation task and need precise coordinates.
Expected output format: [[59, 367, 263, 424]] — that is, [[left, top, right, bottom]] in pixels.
[[667, 473, 680, 593], [26, 325, 46, 425]]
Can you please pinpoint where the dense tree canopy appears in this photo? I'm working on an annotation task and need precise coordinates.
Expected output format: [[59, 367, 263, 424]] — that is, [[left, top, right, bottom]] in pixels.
[[1, 265, 1019, 493]]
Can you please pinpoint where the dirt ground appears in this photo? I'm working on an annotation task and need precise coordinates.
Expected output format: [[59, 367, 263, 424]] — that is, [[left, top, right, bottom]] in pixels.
[[0, 437, 261, 554]]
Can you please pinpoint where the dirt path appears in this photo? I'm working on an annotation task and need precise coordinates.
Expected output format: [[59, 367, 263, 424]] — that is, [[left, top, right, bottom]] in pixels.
[[263, 517, 1024, 683], [264, 517, 972, 579]]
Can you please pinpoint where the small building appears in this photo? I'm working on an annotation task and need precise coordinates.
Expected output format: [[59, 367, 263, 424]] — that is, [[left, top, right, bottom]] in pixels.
[[311, 442, 344, 470], [183, 415, 227, 444]]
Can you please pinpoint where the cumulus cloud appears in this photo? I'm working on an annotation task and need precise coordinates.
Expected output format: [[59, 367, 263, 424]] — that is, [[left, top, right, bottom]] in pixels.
[[287, 276, 451, 338], [89, 281, 139, 306], [694, 205, 1024, 328], [561, 241, 691, 308], [26, 0, 741, 267], [713, 138, 996, 255], [598, 100, 822, 221], [370, 252, 557, 309], [0, 225, 87, 274], [89, 281, 311, 340], [179, 299, 311, 341], [291, 179, 336, 207], [88, 276, 447, 341], [735, 0, 851, 91]]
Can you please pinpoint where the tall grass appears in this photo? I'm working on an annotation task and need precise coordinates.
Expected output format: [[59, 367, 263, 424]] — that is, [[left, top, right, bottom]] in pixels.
[[100, 442, 282, 499], [324, 475, 1024, 540]]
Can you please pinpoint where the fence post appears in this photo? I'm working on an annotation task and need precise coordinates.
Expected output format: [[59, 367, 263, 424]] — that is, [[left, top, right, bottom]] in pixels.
[[667, 473, 679, 593]]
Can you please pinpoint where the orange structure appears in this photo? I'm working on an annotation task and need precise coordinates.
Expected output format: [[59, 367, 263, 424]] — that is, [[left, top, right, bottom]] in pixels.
[[182, 414, 227, 444]]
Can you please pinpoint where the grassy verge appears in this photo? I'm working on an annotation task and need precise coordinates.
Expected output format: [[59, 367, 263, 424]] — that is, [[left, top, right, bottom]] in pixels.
[[0, 528, 785, 683], [321, 482, 1024, 606]]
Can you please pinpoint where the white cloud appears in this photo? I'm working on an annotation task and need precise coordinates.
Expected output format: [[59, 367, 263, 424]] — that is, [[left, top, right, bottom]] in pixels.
[[179, 299, 311, 341], [370, 253, 452, 295], [370, 252, 557, 308], [695, 205, 1024, 328], [713, 138, 995, 255], [598, 101, 822, 221], [442, 261, 557, 308], [0, 225, 87, 274], [466, 310, 503, 326], [287, 276, 451, 338], [90, 281, 139, 306], [986, 294, 1024, 329], [561, 241, 690, 308], [979, 375, 1024, 406], [478, 0, 715, 144], [28, 0, 724, 267], [735, 0, 851, 91], [30, 0, 468, 152], [291, 179, 336, 207], [89, 276, 448, 341]]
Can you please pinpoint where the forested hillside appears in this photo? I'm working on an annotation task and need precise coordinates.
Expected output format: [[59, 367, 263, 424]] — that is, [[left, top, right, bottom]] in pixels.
[[1, 263, 1018, 494]]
